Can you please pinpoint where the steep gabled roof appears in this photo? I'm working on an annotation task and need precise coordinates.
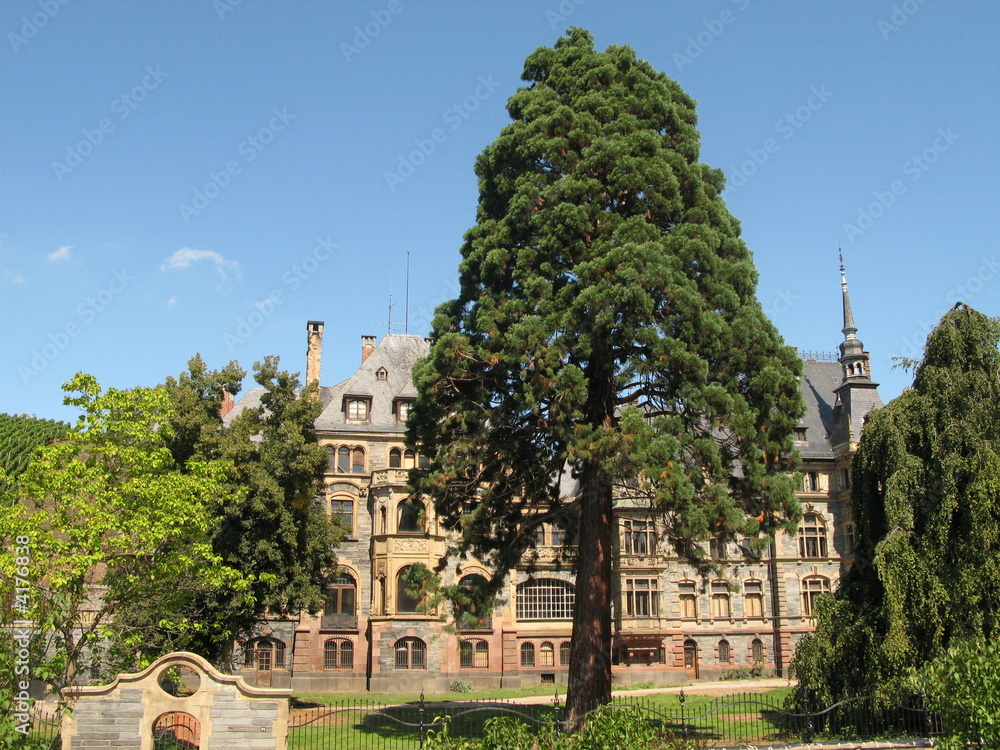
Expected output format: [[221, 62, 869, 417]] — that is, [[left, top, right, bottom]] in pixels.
[[315, 334, 430, 433]]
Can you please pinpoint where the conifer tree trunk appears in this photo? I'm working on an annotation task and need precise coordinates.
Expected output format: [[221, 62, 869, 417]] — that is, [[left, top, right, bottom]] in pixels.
[[565, 459, 614, 729]]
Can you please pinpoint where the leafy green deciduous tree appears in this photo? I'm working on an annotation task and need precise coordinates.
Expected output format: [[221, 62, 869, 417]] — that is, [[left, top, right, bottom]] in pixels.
[[131, 355, 341, 668], [791, 304, 1000, 705], [0, 374, 242, 696], [409, 28, 803, 726]]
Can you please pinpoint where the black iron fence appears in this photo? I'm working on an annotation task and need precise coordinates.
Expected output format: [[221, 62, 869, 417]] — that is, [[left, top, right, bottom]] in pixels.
[[288, 691, 944, 749], [9, 709, 61, 749]]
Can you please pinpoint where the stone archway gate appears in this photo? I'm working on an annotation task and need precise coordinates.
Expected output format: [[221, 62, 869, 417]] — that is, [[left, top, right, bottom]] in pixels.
[[61, 651, 292, 749]]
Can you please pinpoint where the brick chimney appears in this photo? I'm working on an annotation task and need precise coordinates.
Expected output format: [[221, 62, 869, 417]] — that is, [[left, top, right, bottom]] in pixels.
[[219, 390, 235, 417], [361, 335, 377, 363], [306, 320, 324, 387]]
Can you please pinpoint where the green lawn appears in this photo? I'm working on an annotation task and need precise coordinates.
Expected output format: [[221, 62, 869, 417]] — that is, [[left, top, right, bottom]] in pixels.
[[287, 686, 799, 749]]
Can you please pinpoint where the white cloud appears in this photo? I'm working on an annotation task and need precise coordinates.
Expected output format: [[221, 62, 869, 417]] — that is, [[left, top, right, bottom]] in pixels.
[[1, 268, 25, 284], [160, 247, 242, 290], [167, 296, 177, 307], [47, 245, 72, 262]]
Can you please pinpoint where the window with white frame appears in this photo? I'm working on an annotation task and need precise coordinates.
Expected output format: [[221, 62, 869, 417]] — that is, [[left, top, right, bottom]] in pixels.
[[516, 579, 575, 621]]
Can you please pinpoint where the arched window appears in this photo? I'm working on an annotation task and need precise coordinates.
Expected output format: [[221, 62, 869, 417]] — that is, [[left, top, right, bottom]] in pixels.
[[710, 581, 731, 619], [718, 640, 730, 664], [325, 573, 356, 617], [396, 566, 421, 613], [398, 499, 425, 533], [801, 575, 831, 617], [394, 637, 426, 669], [516, 579, 575, 620], [559, 641, 571, 666], [460, 639, 489, 668], [153, 712, 201, 749], [379, 506, 388, 534], [403, 449, 416, 469], [751, 638, 764, 662], [540, 641, 555, 667], [683, 639, 698, 669], [456, 574, 491, 629], [326, 445, 336, 472], [351, 447, 365, 474], [389, 448, 402, 468], [520, 642, 535, 667], [337, 446, 350, 473], [324, 638, 354, 670], [244, 638, 285, 671]]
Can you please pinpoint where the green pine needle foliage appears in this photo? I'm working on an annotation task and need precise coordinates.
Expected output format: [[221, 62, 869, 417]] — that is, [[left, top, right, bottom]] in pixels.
[[0, 412, 69, 479], [409, 27, 804, 714], [791, 304, 1000, 706]]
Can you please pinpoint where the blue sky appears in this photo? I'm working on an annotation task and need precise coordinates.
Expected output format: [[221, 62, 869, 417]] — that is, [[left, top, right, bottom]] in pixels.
[[2, 1, 997, 422]]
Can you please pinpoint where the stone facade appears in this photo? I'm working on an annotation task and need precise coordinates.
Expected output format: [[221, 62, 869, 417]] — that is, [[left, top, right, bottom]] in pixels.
[[61, 651, 290, 750], [227, 271, 880, 692]]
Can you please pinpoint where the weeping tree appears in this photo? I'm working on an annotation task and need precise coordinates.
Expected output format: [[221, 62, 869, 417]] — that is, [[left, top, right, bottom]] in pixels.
[[408, 28, 803, 727], [791, 304, 1000, 706]]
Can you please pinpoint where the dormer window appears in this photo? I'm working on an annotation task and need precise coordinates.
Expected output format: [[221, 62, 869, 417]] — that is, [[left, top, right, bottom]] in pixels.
[[793, 427, 807, 441], [345, 398, 370, 422], [376, 367, 388, 382], [395, 399, 414, 423]]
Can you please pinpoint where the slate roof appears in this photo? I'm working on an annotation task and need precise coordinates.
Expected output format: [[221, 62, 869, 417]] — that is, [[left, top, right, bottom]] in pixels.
[[315, 334, 430, 434], [221, 385, 265, 427], [798, 359, 883, 458]]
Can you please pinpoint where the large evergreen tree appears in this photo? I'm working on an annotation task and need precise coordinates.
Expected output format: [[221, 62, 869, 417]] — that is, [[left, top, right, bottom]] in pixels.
[[791, 304, 1000, 706], [408, 29, 803, 726]]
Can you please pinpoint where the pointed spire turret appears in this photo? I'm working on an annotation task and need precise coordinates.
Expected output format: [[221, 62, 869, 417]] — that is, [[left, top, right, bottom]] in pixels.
[[831, 250, 881, 451], [840, 251, 857, 339], [837, 251, 869, 382]]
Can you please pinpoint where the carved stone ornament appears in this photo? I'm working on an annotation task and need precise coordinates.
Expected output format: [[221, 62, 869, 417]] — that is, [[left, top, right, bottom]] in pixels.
[[394, 538, 427, 553]]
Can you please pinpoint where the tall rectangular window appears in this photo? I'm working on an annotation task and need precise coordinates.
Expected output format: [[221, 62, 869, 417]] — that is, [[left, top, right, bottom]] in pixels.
[[679, 582, 697, 619], [710, 582, 731, 619], [624, 578, 660, 617], [744, 580, 764, 618], [623, 519, 655, 555]]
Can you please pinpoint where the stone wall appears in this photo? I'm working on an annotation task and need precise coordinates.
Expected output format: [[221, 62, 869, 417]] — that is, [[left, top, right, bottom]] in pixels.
[[61, 651, 291, 750]]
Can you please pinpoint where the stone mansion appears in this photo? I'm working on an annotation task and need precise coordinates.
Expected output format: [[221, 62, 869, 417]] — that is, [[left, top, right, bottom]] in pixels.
[[226, 272, 882, 693]]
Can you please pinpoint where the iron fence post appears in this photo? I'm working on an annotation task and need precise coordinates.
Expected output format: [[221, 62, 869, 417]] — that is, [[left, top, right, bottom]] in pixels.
[[679, 688, 688, 740], [418, 691, 426, 749], [553, 689, 563, 735]]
